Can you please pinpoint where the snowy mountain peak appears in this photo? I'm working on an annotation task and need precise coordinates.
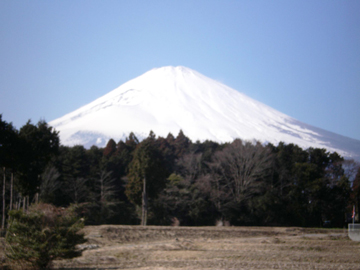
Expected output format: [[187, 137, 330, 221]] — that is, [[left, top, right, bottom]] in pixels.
[[151, 65, 195, 74], [49, 66, 360, 161]]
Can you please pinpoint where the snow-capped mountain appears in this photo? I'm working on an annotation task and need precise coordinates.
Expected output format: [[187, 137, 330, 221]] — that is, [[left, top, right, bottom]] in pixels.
[[49, 66, 360, 160]]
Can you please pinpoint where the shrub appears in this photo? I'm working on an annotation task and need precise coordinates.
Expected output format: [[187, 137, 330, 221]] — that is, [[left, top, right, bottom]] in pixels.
[[5, 203, 86, 269]]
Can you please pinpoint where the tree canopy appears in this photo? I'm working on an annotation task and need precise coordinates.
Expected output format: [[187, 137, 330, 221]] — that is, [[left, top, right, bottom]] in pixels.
[[0, 114, 357, 228]]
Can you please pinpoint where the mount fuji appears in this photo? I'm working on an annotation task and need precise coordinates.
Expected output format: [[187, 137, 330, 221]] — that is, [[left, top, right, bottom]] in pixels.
[[49, 66, 360, 161]]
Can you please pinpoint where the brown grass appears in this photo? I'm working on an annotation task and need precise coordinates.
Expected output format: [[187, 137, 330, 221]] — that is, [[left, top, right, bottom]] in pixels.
[[4, 225, 360, 269]]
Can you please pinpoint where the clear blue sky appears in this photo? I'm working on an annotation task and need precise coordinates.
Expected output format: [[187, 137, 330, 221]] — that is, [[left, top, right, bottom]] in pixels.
[[1, 0, 359, 141]]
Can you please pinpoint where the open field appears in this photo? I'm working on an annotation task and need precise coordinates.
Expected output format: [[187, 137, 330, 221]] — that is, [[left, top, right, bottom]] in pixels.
[[50, 225, 360, 270], [2, 225, 360, 269]]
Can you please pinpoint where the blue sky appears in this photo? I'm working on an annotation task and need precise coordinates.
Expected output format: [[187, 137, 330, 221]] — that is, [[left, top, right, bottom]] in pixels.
[[1, 0, 359, 141]]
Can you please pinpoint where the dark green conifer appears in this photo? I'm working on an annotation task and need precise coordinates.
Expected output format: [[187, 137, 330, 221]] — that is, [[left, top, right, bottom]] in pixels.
[[5, 203, 86, 269]]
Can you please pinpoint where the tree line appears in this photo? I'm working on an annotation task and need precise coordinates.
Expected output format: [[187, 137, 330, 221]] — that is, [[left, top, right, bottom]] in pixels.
[[1, 114, 359, 228]]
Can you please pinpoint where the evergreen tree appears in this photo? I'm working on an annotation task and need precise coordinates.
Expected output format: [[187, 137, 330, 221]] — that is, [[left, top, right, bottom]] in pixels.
[[153, 173, 216, 226], [5, 203, 86, 269], [174, 130, 191, 157], [87, 145, 103, 180], [0, 115, 19, 229], [125, 132, 139, 150], [115, 139, 135, 172], [166, 132, 175, 144], [17, 120, 59, 196], [103, 138, 116, 157], [59, 145, 89, 180], [0, 115, 19, 169], [125, 137, 169, 225], [154, 136, 176, 174]]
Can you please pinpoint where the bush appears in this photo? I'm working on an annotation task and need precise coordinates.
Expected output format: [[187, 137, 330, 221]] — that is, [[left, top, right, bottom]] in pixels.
[[5, 203, 86, 269]]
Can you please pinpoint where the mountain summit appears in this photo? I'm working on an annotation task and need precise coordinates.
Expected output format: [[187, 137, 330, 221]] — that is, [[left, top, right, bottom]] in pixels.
[[50, 66, 360, 160]]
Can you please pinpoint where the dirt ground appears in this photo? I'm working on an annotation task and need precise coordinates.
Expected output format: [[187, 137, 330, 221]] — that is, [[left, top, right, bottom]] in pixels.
[[49, 225, 360, 270]]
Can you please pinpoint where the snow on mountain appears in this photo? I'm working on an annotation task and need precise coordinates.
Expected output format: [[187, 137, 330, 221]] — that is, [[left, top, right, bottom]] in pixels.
[[49, 66, 360, 161]]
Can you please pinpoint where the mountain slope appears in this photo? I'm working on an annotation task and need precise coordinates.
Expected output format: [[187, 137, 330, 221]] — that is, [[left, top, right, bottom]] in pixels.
[[49, 66, 360, 160]]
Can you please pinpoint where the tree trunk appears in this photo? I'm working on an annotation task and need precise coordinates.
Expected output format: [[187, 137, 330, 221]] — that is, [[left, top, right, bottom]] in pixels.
[[141, 177, 148, 226], [100, 176, 104, 214], [9, 173, 13, 211], [2, 168, 5, 230], [17, 196, 21, 210], [23, 196, 26, 211], [18, 196, 21, 210]]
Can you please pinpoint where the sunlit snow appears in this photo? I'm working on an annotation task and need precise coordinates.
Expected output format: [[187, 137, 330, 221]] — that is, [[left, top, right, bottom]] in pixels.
[[49, 66, 360, 161]]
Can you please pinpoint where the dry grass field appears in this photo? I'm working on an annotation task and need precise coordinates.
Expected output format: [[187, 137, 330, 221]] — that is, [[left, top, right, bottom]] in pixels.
[[47, 225, 360, 270]]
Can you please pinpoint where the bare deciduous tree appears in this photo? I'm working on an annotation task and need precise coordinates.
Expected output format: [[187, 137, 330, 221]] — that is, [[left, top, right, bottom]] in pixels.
[[97, 170, 117, 222], [342, 159, 359, 183], [67, 177, 88, 204], [98, 170, 116, 204], [40, 166, 61, 203], [207, 139, 273, 211], [177, 152, 203, 183]]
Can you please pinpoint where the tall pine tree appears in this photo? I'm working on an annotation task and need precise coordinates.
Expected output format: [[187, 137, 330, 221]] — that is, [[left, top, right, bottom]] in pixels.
[[125, 135, 169, 225]]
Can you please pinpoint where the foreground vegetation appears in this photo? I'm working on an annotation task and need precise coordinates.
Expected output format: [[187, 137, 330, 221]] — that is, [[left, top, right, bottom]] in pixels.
[[1, 224, 359, 269], [5, 203, 85, 269], [1, 115, 359, 229], [54, 225, 360, 269]]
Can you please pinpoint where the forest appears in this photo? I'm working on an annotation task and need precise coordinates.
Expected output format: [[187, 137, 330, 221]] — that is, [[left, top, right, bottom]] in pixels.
[[1, 114, 359, 228]]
